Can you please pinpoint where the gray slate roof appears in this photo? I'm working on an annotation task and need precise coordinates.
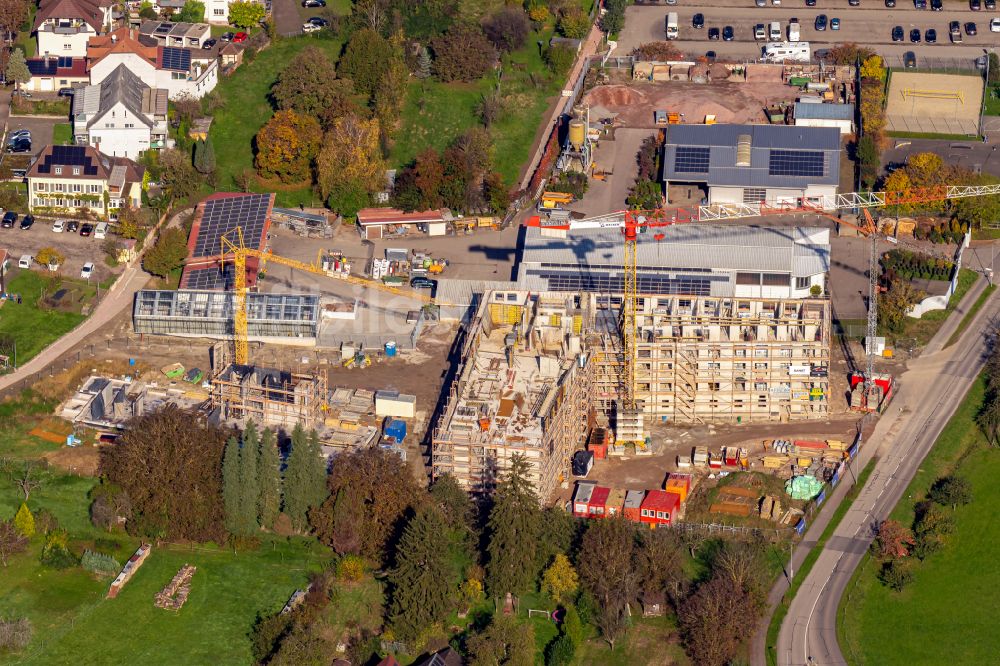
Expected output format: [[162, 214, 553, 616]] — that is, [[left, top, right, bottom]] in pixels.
[[520, 224, 830, 277], [794, 102, 854, 121], [663, 124, 841, 189], [75, 64, 155, 129]]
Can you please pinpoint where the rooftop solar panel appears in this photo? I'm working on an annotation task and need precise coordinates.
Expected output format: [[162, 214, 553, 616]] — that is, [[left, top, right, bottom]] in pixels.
[[674, 146, 710, 174], [160, 47, 191, 71], [191, 194, 271, 259], [181, 265, 235, 291], [36, 145, 99, 176], [768, 149, 825, 178]]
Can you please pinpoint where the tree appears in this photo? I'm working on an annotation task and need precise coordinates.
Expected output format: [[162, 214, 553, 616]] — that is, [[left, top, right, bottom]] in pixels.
[[312, 448, 421, 566], [432, 24, 497, 82], [911, 500, 953, 560], [578, 517, 638, 649], [13, 503, 33, 538], [542, 553, 579, 604], [142, 226, 188, 278], [115, 205, 143, 240], [626, 179, 662, 211], [193, 138, 216, 176], [856, 135, 880, 188], [928, 475, 972, 509], [0, 0, 29, 40], [873, 519, 914, 561], [949, 173, 1000, 230], [637, 527, 686, 602], [315, 114, 386, 210], [357, 0, 387, 32], [878, 279, 924, 333], [257, 428, 281, 530], [467, 613, 536, 666], [0, 520, 28, 566], [415, 46, 432, 79], [546, 634, 575, 666], [826, 42, 876, 66], [429, 472, 475, 536], [484, 171, 510, 215], [5, 48, 28, 90], [631, 42, 682, 62], [679, 574, 761, 666], [558, 7, 592, 38], [222, 436, 241, 535], [562, 604, 585, 649], [322, 487, 364, 555], [859, 54, 887, 82], [35, 247, 65, 268], [338, 28, 394, 98], [388, 506, 460, 642], [486, 454, 541, 597], [1, 458, 49, 502], [272, 47, 343, 118], [373, 56, 409, 141], [158, 148, 201, 201], [413, 148, 444, 209], [991, 52, 1000, 84], [535, 506, 578, 581], [255, 110, 322, 183], [173, 0, 205, 23], [89, 481, 132, 531], [237, 423, 261, 533], [905, 151, 945, 187], [101, 405, 228, 541], [483, 6, 530, 52], [877, 558, 914, 591], [600, 0, 627, 35], [544, 44, 576, 75], [282, 425, 328, 532], [138, 1, 158, 19], [713, 538, 770, 602], [228, 0, 265, 29]]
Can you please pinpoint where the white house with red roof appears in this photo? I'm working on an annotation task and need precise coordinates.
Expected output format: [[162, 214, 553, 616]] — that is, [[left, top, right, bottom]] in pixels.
[[35, 0, 115, 58]]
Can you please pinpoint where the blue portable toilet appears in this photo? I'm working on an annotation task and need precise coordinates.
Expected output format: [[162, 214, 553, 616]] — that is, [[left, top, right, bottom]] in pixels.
[[385, 341, 397, 357], [384, 419, 407, 443]]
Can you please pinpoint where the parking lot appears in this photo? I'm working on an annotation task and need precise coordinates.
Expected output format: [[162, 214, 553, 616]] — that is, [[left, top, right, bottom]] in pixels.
[[619, 2, 1000, 60], [5, 114, 62, 159], [0, 216, 119, 283]]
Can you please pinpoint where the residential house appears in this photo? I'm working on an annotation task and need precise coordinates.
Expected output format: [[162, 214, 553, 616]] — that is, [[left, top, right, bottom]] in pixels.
[[145, 0, 240, 23], [88, 27, 218, 99], [36, 0, 115, 58], [25, 55, 89, 92], [73, 64, 169, 159], [415, 648, 463, 666], [27, 144, 144, 220], [138, 20, 211, 48]]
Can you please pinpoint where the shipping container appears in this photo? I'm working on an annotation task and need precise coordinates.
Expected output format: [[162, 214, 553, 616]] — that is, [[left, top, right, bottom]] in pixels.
[[623, 489, 646, 522], [572, 481, 597, 517], [639, 490, 680, 527]]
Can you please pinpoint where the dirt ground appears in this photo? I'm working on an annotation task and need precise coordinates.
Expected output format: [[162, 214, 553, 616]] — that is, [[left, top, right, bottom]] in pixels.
[[885, 72, 983, 135], [582, 80, 802, 128]]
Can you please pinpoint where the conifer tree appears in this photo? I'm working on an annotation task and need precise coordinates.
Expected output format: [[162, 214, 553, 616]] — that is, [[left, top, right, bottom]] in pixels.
[[257, 427, 281, 530], [388, 506, 458, 642], [194, 137, 216, 175], [303, 429, 329, 511], [485, 454, 541, 597], [237, 422, 261, 533], [222, 436, 241, 535], [13, 503, 34, 538], [283, 425, 328, 531], [416, 46, 432, 79]]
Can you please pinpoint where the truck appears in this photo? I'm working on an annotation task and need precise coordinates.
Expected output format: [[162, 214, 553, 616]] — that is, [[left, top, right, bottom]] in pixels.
[[666, 12, 679, 39], [762, 41, 811, 63]]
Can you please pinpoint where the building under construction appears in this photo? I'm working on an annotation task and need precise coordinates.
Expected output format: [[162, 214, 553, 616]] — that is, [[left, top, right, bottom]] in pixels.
[[210, 364, 327, 430], [431, 289, 831, 499]]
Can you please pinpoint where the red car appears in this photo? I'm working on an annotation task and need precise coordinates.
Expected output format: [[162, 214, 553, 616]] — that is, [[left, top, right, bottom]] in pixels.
[[233, 32, 248, 43]]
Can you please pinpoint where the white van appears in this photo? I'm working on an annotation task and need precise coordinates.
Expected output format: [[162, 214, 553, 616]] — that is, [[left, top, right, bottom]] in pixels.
[[788, 20, 800, 42], [769, 21, 782, 41], [18, 254, 31, 269], [666, 12, 679, 40], [762, 41, 811, 63], [94, 222, 108, 239]]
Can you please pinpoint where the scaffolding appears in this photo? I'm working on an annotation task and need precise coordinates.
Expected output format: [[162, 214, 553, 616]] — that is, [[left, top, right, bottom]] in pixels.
[[210, 364, 327, 430]]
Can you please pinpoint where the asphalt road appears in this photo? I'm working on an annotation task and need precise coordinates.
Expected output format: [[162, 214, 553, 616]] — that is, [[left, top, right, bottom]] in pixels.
[[774, 279, 1000, 665], [883, 137, 1000, 175], [619, 2, 1000, 59]]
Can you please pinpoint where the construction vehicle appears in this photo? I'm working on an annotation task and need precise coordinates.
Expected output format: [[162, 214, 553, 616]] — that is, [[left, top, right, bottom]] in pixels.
[[655, 110, 682, 126], [528, 181, 1000, 419], [219, 228, 438, 366], [541, 191, 574, 209], [343, 352, 371, 369]]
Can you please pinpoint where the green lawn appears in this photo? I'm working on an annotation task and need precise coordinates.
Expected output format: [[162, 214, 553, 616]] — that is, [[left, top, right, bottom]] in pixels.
[[887, 130, 980, 142], [52, 123, 72, 145], [896, 268, 979, 346], [984, 84, 1000, 116], [945, 283, 996, 348], [392, 26, 562, 187], [208, 35, 343, 207], [0, 270, 96, 366], [838, 373, 1000, 665]]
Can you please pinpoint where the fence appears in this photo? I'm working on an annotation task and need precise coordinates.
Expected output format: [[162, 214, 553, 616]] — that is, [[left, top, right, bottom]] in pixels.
[[884, 55, 983, 73]]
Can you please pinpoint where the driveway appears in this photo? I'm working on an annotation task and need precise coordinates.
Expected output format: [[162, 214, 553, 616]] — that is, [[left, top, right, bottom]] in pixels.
[[272, 0, 303, 37]]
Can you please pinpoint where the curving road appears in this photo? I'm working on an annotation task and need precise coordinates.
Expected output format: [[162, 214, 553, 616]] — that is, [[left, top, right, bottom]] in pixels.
[[774, 277, 1000, 666]]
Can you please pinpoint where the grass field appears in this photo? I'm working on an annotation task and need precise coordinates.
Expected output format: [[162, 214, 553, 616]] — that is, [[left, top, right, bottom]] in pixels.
[[0, 270, 96, 365], [945, 283, 996, 348], [52, 123, 72, 145], [838, 373, 1000, 665]]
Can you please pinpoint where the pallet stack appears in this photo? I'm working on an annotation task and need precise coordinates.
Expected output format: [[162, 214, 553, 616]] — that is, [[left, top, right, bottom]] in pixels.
[[154, 564, 197, 611]]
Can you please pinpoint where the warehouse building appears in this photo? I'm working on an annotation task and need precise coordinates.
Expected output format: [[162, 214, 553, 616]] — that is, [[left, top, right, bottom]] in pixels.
[[662, 124, 841, 207], [517, 224, 829, 299], [793, 102, 855, 135]]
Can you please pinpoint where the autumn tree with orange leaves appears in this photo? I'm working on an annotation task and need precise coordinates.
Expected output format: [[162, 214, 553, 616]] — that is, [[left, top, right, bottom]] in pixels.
[[254, 110, 322, 183]]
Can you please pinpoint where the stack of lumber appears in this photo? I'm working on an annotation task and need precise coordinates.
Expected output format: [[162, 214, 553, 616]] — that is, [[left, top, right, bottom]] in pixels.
[[154, 565, 197, 611]]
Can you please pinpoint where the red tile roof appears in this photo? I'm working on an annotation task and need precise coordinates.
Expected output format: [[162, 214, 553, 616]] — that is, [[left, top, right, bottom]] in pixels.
[[356, 207, 445, 226]]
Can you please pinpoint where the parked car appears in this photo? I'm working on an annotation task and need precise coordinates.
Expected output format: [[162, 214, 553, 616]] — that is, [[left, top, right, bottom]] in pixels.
[[966, 21, 978, 34], [80, 262, 94, 280], [991, 16, 1000, 31], [219, 31, 235, 42], [8, 129, 29, 139], [830, 17, 840, 29], [233, 32, 248, 43], [202, 38, 217, 49], [19, 215, 34, 230], [885, 0, 896, 6], [756, 0, 766, 6], [708, 27, 720, 39], [722, 25, 734, 40], [302, 22, 320, 32], [910, 27, 921, 41], [302, 0, 325, 6], [754, 23, 766, 39], [57, 87, 74, 97], [988, 0, 997, 8], [925, 28, 937, 42], [972, 0, 982, 10], [815, 14, 827, 30], [66, 220, 79, 233], [771, 0, 781, 4], [914, 0, 927, 8], [52, 219, 64, 233], [705, 50, 717, 62], [892, 25, 904, 40], [1, 212, 16, 228], [904, 51, 917, 68], [931, 0, 942, 8], [410, 277, 437, 290], [18, 255, 31, 269], [7, 138, 30, 153], [693, 13, 704, 28], [307, 16, 329, 26], [805, 0, 816, 6], [79, 223, 94, 237], [849, 0, 860, 5]]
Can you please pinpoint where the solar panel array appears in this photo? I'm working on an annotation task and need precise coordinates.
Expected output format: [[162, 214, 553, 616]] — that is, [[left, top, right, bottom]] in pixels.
[[768, 149, 825, 177], [37, 146, 98, 175], [160, 47, 191, 71], [191, 194, 271, 258], [181, 265, 235, 291], [57, 56, 72, 68], [673, 146, 711, 174]]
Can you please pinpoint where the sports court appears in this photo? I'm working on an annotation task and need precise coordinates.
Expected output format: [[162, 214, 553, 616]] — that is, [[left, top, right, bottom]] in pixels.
[[885, 72, 984, 136]]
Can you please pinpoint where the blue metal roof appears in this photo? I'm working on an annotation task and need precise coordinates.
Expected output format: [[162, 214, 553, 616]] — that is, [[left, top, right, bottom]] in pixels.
[[794, 103, 854, 121], [663, 124, 841, 189]]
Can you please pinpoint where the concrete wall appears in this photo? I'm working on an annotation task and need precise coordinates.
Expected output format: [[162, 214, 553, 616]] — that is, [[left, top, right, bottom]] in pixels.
[[794, 118, 853, 135]]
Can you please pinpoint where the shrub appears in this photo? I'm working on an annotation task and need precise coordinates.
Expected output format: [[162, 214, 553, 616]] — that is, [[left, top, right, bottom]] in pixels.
[[878, 559, 914, 591], [40, 529, 77, 569], [336, 554, 366, 582], [544, 44, 576, 75], [13, 504, 33, 538], [546, 633, 575, 666], [0, 618, 32, 652], [810, 284, 822, 296], [81, 549, 122, 576]]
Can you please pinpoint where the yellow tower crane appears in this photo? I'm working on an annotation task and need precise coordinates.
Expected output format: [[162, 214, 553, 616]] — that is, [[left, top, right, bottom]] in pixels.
[[219, 228, 436, 366]]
